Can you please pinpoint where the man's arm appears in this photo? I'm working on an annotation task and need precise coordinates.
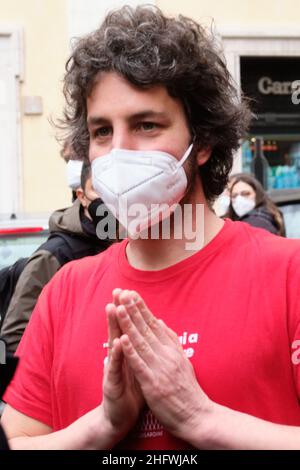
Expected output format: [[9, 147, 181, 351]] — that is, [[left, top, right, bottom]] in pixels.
[[192, 402, 300, 450], [1, 289, 144, 450], [114, 289, 300, 450], [1, 251, 60, 353], [1, 404, 120, 450]]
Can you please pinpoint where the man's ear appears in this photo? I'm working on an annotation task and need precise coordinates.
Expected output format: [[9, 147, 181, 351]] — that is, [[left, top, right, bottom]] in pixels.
[[76, 187, 86, 207], [196, 147, 211, 166]]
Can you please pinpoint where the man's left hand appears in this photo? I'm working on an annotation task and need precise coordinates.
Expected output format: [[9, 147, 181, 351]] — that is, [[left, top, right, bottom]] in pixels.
[[115, 290, 214, 445]]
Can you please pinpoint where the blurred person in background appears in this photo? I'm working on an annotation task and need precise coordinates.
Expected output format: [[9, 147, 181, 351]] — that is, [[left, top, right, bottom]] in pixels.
[[226, 173, 286, 236], [213, 173, 242, 217], [66, 160, 83, 202], [60, 139, 83, 202], [0, 355, 18, 449], [0, 162, 114, 353]]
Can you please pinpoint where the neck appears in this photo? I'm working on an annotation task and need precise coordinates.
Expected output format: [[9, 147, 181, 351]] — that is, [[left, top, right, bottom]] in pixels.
[[125, 181, 224, 271]]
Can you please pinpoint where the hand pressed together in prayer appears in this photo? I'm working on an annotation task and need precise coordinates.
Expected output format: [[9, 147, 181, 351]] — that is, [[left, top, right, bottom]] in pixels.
[[102, 289, 144, 441], [102, 288, 214, 445]]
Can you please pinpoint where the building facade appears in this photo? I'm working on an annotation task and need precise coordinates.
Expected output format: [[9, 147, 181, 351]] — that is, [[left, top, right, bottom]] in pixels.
[[0, 0, 299, 215]]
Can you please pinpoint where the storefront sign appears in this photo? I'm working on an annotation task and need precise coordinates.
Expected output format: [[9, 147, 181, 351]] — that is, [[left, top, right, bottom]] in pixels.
[[292, 80, 300, 105], [241, 56, 300, 116], [258, 76, 298, 95]]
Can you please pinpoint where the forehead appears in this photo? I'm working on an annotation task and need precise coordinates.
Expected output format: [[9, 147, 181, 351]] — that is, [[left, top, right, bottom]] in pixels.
[[87, 71, 186, 120], [232, 181, 254, 193]]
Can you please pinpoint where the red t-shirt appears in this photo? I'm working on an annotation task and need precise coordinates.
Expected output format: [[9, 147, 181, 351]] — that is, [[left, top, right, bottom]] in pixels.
[[4, 219, 300, 449]]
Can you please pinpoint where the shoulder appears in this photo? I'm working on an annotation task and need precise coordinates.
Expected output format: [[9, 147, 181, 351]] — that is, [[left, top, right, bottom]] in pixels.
[[10, 250, 61, 294], [38, 232, 77, 252], [49, 240, 124, 285], [24, 248, 61, 268], [232, 219, 300, 262], [241, 208, 278, 234], [23, 241, 124, 327], [243, 207, 272, 222]]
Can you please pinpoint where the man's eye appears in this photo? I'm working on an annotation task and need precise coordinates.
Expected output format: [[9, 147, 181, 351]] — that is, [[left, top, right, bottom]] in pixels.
[[139, 122, 157, 131], [95, 127, 111, 137]]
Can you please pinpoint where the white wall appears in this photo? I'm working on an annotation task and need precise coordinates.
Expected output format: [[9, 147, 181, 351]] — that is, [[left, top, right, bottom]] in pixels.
[[0, 29, 22, 215]]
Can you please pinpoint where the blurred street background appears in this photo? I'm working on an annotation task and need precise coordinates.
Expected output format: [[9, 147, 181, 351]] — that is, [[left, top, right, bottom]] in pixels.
[[0, 0, 299, 222]]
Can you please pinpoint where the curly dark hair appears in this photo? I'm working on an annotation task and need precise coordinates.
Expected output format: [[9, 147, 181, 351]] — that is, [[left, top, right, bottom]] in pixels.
[[59, 5, 252, 202]]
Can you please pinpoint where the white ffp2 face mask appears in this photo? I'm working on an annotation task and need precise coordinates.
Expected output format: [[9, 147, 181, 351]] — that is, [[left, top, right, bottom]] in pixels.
[[232, 195, 256, 218], [66, 160, 83, 190], [215, 194, 230, 217], [91, 144, 193, 236]]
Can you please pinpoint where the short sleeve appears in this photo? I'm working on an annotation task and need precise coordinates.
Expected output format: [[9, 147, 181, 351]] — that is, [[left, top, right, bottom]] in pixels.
[[287, 246, 300, 398], [2, 273, 59, 428], [1, 250, 60, 354]]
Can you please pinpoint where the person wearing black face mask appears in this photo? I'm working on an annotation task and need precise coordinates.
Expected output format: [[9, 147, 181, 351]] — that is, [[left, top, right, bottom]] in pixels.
[[0, 162, 116, 354], [76, 162, 119, 245], [76, 162, 119, 243]]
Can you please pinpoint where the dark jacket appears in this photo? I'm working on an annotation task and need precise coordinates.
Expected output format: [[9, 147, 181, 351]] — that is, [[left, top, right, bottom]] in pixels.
[[0, 355, 19, 449], [0, 200, 111, 353], [239, 206, 280, 235], [0, 258, 28, 328]]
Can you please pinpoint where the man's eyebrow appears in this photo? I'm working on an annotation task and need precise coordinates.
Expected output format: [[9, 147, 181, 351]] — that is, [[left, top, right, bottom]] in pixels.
[[87, 116, 108, 127], [87, 111, 170, 127], [128, 111, 170, 121]]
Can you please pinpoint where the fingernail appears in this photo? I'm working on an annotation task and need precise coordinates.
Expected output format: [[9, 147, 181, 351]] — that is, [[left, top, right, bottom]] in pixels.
[[131, 292, 139, 302], [117, 306, 127, 318]]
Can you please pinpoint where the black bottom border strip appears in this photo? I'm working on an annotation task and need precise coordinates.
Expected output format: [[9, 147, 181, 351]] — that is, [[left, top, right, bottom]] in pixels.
[[0, 450, 300, 467]]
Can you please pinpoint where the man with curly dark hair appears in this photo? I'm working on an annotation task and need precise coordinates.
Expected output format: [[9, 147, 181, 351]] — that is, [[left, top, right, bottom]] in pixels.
[[61, 6, 250, 203], [3, 5, 300, 450]]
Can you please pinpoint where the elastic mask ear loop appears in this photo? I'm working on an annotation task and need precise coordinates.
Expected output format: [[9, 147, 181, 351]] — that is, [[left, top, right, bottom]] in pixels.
[[175, 142, 194, 171]]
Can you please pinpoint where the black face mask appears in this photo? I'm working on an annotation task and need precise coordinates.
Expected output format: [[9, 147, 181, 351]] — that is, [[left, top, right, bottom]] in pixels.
[[87, 198, 118, 241]]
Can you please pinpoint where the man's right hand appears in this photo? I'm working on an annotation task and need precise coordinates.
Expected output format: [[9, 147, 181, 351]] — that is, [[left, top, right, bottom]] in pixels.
[[101, 288, 144, 442]]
